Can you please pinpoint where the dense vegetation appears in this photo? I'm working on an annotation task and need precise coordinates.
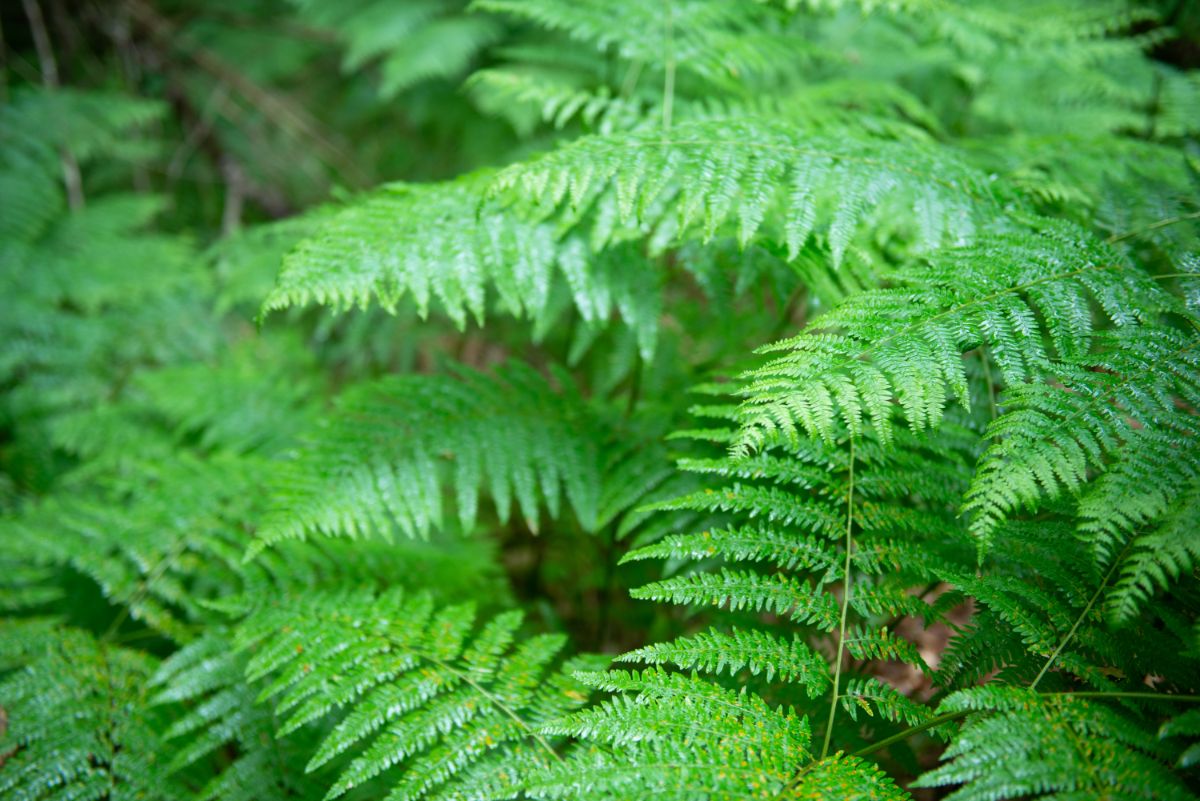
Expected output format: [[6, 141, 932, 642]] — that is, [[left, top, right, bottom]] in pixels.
[[3, 1, 1200, 799]]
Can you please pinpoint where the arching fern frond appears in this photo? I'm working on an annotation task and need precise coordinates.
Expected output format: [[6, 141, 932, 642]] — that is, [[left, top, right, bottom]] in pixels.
[[734, 221, 1172, 452], [262, 174, 662, 355], [915, 687, 1197, 801], [233, 587, 600, 801], [529, 668, 813, 800], [151, 631, 328, 801], [530, 668, 910, 800], [0, 621, 184, 801], [256, 361, 606, 550], [1106, 484, 1200, 625], [492, 117, 997, 265], [966, 325, 1200, 554], [475, 0, 804, 88]]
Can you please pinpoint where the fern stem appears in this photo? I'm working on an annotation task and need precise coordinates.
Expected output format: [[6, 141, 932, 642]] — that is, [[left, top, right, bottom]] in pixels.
[[820, 437, 855, 761], [425, 654, 564, 763], [1151, 272, 1200, 280], [619, 58, 644, 99], [1030, 552, 1124, 690], [1054, 691, 1200, 703], [851, 691, 1200, 759], [661, 0, 675, 135], [1106, 210, 1200, 244], [979, 348, 998, 421], [851, 710, 968, 758]]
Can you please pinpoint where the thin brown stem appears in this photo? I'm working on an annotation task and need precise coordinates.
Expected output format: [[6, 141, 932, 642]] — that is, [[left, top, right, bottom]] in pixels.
[[22, 0, 84, 210]]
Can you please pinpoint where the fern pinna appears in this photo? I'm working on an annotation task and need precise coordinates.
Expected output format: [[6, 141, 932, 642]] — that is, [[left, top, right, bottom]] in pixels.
[[3, 0, 1200, 800]]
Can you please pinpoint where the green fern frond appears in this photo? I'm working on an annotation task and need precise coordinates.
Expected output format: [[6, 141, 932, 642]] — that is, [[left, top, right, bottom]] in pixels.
[[0, 621, 184, 801], [262, 174, 662, 354], [735, 221, 1171, 452], [476, 0, 804, 87], [492, 117, 996, 264], [131, 335, 319, 456], [915, 688, 1196, 801], [466, 66, 649, 136], [1161, 709, 1200, 769], [0, 87, 164, 175], [1105, 484, 1200, 624], [966, 326, 1200, 553], [531, 667, 811, 800], [619, 626, 831, 691], [938, 518, 1200, 696], [786, 752, 912, 800], [233, 587, 599, 801], [533, 667, 912, 800], [840, 677, 940, 731], [293, 0, 503, 96], [256, 361, 606, 549], [0, 454, 267, 642], [632, 568, 842, 629], [151, 631, 327, 801]]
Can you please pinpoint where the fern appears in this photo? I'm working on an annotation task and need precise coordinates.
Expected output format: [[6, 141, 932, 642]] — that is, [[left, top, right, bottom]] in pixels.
[[1106, 485, 1200, 624], [474, 0, 801, 86], [735, 221, 1173, 452], [492, 117, 997, 263], [531, 669, 910, 800], [151, 631, 328, 801], [232, 587, 601, 801], [258, 361, 607, 548], [0, 621, 184, 801], [293, 0, 504, 97], [966, 325, 1200, 554], [5, 2, 1200, 800], [263, 174, 663, 355], [915, 688, 1196, 801]]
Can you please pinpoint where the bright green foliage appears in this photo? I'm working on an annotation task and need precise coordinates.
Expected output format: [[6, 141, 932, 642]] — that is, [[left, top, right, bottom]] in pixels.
[[544, 412, 977, 795], [735, 222, 1172, 452], [967, 326, 1200, 553], [4, 1, 1200, 800], [233, 587, 599, 801], [151, 631, 329, 801], [264, 175, 663, 354], [1107, 486, 1200, 624], [621, 627, 831, 689], [936, 519, 1200, 708], [492, 118, 995, 263], [916, 688, 1197, 800], [259, 362, 606, 546], [0, 622, 183, 801], [474, 0, 800, 87], [532, 668, 816, 800], [293, 0, 504, 97]]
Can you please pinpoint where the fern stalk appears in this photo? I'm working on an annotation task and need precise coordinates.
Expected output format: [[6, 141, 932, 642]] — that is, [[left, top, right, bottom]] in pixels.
[[1030, 544, 1126, 689], [854, 691, 1200, 759], [661, 0, 675, 135], [1105, 209, 1200, 243], [820, 437, 856, 761], [425, 652, 564, 763]]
